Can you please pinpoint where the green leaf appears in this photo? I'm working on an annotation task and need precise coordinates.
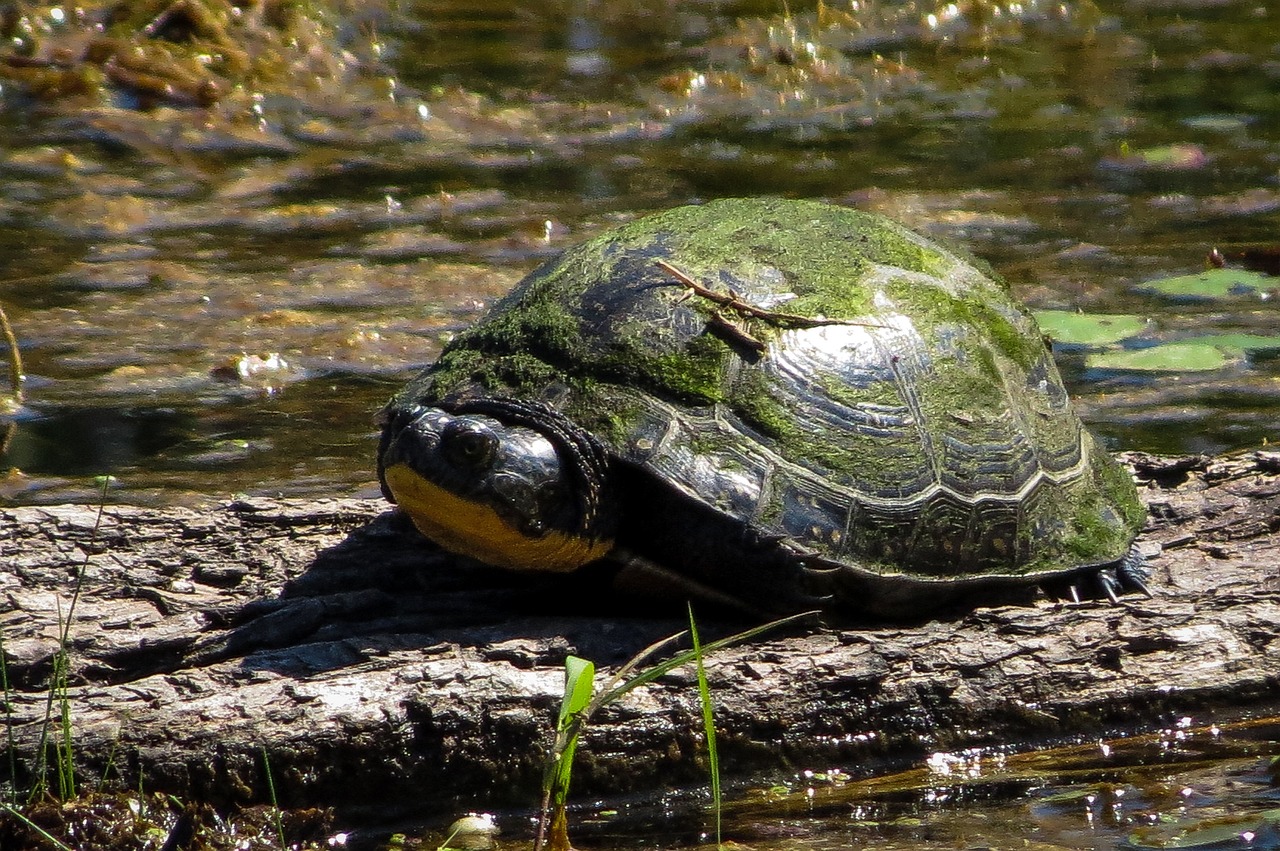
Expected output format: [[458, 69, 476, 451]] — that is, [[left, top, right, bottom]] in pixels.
[[689, 606, 721, 848], [547, 655, 595, 819], [1132, 818, 1265, 849], [558, 656, 595, 725], [1087, 342, 1239, 373], [1135, 268, 1273, 300], [1034, 310, 1147, 346], [595, 611, 815, 709], [1178, 333, 1280, 353]]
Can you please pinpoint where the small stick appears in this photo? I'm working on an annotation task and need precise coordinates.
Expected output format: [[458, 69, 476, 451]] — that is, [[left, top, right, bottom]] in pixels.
[[655, 260, 882, 330], [706, 312, 766, 352]]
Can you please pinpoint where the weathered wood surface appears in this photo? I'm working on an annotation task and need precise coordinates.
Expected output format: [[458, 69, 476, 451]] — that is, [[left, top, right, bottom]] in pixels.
[[2, 452, 1279, 821]]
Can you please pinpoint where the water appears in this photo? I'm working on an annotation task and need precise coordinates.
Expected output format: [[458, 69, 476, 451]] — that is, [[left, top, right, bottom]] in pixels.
[[2, 1, 1279, 846], [414, 715, 1280, 851], [2, 0, 1279, 504]]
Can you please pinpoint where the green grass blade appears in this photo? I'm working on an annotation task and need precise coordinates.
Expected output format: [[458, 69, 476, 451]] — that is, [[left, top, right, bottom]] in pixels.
[[99, 729, 122, 786], [55, 656, 73, 801], [550, 655, 595, 806], [534, 612, 813, 851], [0, 301, 24, 405], [436, 824, 462, 851], [688, 606, 721, 849], [601, 630, 687, 692], [1, 802, 74, 851], [262, 747, 286, 850], [59, 479, 108, 648], [596, 610, 816, 709]]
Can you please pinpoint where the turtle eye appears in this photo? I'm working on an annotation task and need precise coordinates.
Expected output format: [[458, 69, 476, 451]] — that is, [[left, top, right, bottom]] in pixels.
[[441, 421, 498, 469]]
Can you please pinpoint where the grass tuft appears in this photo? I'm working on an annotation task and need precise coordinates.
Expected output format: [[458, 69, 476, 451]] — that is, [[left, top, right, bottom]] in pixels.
[[535, 610, 815, 851]]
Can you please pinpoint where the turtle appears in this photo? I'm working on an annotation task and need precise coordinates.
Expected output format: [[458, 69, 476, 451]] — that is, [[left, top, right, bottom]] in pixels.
[[377, 197, 1149, 620]]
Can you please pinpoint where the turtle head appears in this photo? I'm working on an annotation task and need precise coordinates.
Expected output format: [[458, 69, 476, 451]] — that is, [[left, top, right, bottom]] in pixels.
[[377, 398, 616, 571]]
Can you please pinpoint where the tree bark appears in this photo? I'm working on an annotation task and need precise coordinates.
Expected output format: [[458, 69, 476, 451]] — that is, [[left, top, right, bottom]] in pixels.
[[1, 452, 1278, 822]]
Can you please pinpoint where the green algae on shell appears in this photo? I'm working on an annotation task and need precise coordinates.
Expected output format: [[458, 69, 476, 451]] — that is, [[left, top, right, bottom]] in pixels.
[[390, 198, 1145, 612]]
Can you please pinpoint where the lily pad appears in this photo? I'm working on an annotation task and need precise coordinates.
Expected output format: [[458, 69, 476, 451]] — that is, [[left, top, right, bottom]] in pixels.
[[1135, 143, 1209, 169], [1181, 114, 1251, 133], [1103, 143, 1209, 172], [1124, 809, 1280, 850], [1134, 268, 1274, 301], [1087, 342, 1239, 373], [1178, 334, 1280, 353], [1035, 310, 1147, 347]]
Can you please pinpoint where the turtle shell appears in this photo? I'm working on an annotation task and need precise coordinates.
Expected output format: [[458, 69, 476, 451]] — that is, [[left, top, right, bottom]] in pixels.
[[393, 198, 1145, 605]]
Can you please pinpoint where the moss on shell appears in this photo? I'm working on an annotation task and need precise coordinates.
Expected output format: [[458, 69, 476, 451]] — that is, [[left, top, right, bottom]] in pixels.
[[729, 368, 793, 442], [390, 197, 1145, 582], [605, 197, 954, 322], [646, 334, 729, 403]]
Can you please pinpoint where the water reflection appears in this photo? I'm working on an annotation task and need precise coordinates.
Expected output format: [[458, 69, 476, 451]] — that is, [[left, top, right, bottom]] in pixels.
[[0, 0, 1278, 503], [5, 407, 196, 475], [527, 716, 1280, 851]]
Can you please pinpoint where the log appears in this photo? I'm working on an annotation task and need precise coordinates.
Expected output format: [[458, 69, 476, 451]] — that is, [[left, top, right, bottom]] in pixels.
[[1, 452, 1278, 823]]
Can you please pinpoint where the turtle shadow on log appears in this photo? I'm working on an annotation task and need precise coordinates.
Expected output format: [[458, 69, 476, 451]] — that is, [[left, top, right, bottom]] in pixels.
[[184, 508, 729, 678]]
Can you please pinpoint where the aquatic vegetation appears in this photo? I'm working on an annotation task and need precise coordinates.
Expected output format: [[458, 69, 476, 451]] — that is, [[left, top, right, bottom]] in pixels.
[[536, 611, 805, 851]]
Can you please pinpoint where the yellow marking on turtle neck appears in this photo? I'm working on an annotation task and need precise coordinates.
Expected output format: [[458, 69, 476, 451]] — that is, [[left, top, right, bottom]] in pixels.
[[383, 463, 613, 571]]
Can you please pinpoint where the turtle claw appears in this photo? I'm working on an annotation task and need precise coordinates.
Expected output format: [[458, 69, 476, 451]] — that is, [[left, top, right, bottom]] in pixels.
[[1095, 569, 1122, 605], [1043, 542, 1152, 608], [1124, 573, 1153, 598], [1117, 544, 1153, 597]]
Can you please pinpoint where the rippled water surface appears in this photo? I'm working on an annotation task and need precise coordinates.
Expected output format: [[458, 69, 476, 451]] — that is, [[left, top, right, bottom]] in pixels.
[[426, 715, 1280, 851], [2, 0, 1279, 505], [1, 4, 1279, 848]]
